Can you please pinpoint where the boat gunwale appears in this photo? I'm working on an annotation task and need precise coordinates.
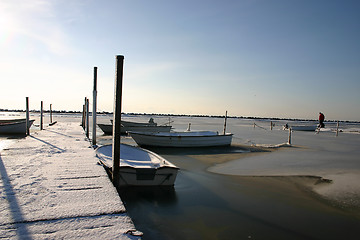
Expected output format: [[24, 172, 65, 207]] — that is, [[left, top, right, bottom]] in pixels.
[[129, 131, 233, 138], [0, 119, 35, 126], [95, 144, 179, 169]]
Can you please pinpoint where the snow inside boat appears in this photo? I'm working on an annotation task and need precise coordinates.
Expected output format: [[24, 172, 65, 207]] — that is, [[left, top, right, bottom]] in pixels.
[[96, 144, 179, 187]]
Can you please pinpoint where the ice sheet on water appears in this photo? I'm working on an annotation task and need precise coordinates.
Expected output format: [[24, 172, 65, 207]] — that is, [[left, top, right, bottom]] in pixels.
[[208, 124, 360, 206]]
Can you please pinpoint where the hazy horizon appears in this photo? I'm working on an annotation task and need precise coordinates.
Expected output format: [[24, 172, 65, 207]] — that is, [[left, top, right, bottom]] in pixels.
[[2, 108, 359, 122]]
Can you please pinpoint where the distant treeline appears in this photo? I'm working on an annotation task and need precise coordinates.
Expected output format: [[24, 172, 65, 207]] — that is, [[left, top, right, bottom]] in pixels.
[[0, 108, 82, 114], [1, 108, 358, 123]]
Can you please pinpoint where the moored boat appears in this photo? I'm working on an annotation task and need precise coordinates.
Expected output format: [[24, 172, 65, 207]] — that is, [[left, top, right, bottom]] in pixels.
[[0, 118, 27, 123], [0, 119, 35, 135], [118, 119, 157, 127], [97, 123, 113, 135], [129, 130, 233, 147], [96, 144, 179, 186], [284, 124, 318, 131], [97, 123, 172, 135], [98, 118, 172, 135]]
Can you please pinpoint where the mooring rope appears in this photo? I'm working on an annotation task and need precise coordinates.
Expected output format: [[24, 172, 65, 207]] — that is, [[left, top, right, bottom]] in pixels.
[[253, 123, 268, 130]]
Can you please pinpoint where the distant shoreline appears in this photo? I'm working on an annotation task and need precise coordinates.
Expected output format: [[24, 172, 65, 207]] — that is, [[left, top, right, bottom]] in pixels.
[[1, 109, 359, 123]]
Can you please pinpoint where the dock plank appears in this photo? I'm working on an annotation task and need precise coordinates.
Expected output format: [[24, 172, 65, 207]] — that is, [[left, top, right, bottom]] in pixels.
[[0, 122, 141, 239]]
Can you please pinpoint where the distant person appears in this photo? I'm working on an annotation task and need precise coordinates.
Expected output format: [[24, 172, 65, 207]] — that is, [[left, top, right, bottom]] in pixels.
[[318, 112, 325, 128]]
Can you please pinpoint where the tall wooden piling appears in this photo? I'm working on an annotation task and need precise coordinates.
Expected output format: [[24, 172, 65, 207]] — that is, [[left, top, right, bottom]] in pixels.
[[92, 67, 98, 146], [112, 55, 124, 188], [82, 97, 87, 129], [26, 97, 30, 135], [82, 104, 85, 129], [40, 101, 43, 130], [288, 128, 292, 145], [50, 104, 53, 123], [86, 98, 89, 138], [223, 110, 228, 135], [336, 121, 339, 137]]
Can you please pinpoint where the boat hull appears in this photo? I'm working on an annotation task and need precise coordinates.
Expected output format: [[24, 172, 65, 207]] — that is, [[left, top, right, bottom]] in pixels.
[[290, 125, 318, 131], [97, 123, 113, 135], [0, 120, 35, 135], [0, 118, 27, 123], [97, 123, 171, 135], [96, 144, 178, 187], [118, 166, 178, 186], [119, 120, 157, 127], [129, 131, 233, 147]]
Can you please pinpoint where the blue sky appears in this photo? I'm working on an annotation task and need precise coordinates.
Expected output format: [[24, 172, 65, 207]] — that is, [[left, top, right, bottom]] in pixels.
[[1, 0, 359, 121]]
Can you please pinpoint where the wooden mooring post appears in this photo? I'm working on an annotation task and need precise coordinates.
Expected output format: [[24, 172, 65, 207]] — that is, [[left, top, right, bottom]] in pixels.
[[112, 55, 124, 188], [288, 128, 292, 145], [82, 97, 87, 130], [86, 98, 89, 138], [26, 97, 30, 135], [223, 110, 228, 135], [50, 104, 53, 123], [40, 101, 43, 130], [92, 67, 98, 146], [336, 120, 339, 137], [82, 103, 85, 130]]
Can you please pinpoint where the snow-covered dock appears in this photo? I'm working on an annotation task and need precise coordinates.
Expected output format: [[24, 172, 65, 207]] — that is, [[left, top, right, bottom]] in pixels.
[[0, 122, 141, 239]]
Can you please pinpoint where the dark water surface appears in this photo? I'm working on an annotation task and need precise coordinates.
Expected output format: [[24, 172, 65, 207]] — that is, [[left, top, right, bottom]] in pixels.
[[117, 147, 359, 240]]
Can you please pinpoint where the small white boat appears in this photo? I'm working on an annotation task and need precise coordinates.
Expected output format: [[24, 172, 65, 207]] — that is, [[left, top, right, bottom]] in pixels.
[[129, 131, 233, 147], [96, 144, 179, 187], [0, 119, 35, 135], [0, 118, 27, 123], [119, 119, 157, 127], [97, 123, 113, 134], [283, 124, 318, 131], [98, 118, 172, 135], [97, 123, 172, 135]]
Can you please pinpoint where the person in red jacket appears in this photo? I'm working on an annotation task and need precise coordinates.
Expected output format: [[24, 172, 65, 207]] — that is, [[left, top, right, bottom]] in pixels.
[[319, 112, 325, 128]]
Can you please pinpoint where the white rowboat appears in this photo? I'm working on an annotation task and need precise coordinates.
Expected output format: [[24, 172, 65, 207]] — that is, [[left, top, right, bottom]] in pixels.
[[96, 144, 179, 186], [286, 125, 318, 131], [129, 131, 233, 147], [97, 123, 172, 135], [0, 119, 35, 135], [98, 118, 172, 135]]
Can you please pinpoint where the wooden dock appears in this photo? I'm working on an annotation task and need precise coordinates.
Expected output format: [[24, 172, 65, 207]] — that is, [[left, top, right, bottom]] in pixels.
[[0, 122, 141, 239]]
